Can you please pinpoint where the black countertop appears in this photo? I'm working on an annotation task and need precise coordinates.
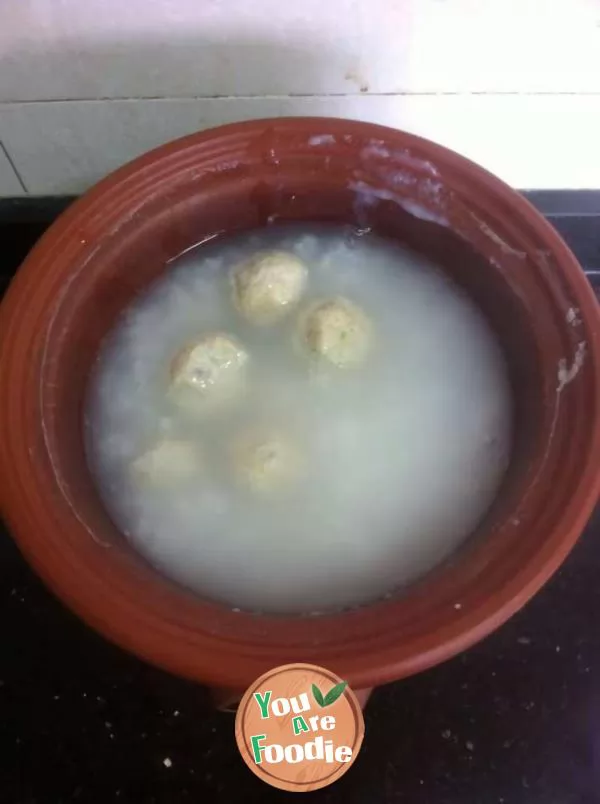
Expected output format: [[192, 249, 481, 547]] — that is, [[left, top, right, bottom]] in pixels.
[[1, 193, 599, 804]]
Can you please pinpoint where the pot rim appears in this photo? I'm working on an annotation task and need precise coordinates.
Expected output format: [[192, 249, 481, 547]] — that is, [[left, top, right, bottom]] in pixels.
[[1, 117, 599, 689]]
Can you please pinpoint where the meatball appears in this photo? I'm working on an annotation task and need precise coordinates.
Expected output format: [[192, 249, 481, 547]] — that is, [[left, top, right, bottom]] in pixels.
[[298, 297, 372, 369], [231, 250, 307, 326], [231, 429, 303, 494], [169, 333, 248, 413], [131, 438, 201, 486]]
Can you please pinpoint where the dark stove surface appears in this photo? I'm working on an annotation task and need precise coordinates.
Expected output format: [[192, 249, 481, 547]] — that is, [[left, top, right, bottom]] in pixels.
[[0, 193, 599, 804]]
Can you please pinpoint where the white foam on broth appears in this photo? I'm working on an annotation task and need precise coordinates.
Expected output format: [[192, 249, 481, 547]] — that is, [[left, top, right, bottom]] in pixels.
[[85, 224, 512, 614]]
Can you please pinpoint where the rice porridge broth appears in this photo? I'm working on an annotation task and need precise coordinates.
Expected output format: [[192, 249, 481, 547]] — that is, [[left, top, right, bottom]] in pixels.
[[86, 224, 512, 614]]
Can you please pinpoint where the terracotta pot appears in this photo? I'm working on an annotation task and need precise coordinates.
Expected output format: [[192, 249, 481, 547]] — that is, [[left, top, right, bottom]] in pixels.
[[1, 118, 599, 705]]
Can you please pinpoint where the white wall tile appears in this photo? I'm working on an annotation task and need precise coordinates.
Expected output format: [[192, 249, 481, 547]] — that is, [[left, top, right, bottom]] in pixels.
[[406, 0, 600, 94], [1, 0, 600, 101], [0, 0, 410, 100], [1, 95, 600, 195], [0, 141, 25, 195]]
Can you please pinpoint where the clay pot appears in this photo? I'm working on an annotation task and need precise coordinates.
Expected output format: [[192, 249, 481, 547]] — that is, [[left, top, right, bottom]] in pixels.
[[1, 119, 599, 706]]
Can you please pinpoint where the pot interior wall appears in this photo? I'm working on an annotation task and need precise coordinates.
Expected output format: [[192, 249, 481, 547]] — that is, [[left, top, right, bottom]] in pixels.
[[40, 176, 541, 586]]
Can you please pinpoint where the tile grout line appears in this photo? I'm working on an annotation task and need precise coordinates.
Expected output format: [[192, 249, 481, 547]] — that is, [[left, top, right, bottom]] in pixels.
[[0, 140, 27, 194], [2, 91, 600, 105]]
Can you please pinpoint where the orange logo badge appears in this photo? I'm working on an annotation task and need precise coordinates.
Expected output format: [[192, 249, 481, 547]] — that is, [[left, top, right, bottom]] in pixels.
[[235, 663, 365, 792]]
